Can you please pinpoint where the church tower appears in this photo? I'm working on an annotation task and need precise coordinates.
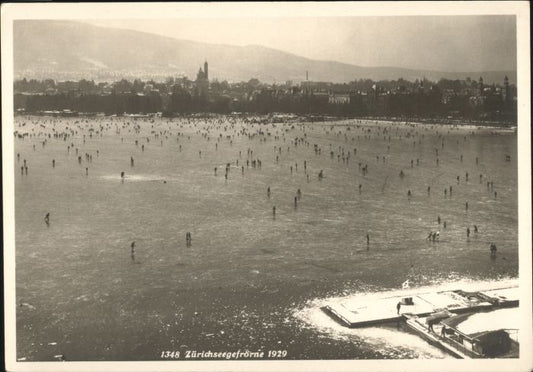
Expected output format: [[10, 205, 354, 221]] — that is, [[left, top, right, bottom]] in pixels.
[[195, 60, 209, 98]]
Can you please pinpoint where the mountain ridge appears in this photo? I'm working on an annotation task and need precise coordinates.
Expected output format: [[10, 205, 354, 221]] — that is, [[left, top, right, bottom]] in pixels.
[[13, 20, 516, 84]]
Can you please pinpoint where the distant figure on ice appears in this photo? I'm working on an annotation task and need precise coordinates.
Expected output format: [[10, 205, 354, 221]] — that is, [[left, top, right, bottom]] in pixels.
[[490, 243, 497, 258], [396, 302, 402, 315], [130, 241, 135, 261], [44, 213, 50, 226]]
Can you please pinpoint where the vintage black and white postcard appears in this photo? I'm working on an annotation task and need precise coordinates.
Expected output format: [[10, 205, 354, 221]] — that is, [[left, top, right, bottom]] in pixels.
[[2, 2, 531, 371]]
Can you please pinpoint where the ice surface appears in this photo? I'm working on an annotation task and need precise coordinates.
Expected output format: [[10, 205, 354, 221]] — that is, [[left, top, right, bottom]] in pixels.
[[13, 116, 518, 360]]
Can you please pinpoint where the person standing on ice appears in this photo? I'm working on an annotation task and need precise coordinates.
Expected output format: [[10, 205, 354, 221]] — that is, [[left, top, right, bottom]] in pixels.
[[490, 243, 497, 258], [130, 241, 135, 261]]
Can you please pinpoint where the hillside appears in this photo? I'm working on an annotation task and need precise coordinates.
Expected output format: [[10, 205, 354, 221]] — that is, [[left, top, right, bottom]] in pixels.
[[13, 20, 515, 84]]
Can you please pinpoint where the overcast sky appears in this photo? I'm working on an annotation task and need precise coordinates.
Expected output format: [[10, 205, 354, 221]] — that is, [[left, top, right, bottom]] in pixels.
[[86, 16, 516, 72]]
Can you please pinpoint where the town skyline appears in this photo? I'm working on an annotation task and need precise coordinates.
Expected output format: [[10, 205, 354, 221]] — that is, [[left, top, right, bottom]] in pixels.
[[13, 66, 517, 124]]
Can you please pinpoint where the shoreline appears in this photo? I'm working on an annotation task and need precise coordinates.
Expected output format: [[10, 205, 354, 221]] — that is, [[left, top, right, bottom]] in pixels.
[[14, 111, 517, 131]]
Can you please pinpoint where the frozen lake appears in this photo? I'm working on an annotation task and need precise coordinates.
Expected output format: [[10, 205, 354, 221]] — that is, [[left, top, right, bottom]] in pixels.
[[13, 115, 518, 360]]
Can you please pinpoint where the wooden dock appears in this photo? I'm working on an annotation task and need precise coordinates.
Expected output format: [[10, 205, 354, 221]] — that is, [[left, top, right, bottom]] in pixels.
[[322, 284, 519, 328], [403, 308, 520, 359], [403, 313, 472, 359]]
